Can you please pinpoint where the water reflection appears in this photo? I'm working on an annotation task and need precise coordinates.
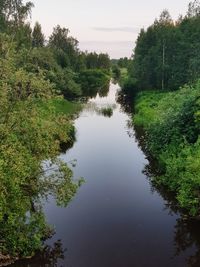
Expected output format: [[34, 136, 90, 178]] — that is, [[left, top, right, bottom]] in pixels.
[[99, 83, 110, 97], [83, 82, 110, 99], [84, 102, 117, 117], [9, 240, 65, 267], [116, 91, 134, 114]]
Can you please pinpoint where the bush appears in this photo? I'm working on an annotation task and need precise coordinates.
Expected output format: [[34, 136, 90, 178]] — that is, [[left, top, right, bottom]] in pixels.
[[78, 69, 110, 96], [121, 77, 139, 98]]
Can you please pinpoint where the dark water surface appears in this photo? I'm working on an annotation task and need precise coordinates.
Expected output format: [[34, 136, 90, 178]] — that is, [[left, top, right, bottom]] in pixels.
[[11, 83, 200, 267]]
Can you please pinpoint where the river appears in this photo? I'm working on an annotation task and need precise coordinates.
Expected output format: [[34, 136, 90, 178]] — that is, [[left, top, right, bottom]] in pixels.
[[11, 82, 200, 267]]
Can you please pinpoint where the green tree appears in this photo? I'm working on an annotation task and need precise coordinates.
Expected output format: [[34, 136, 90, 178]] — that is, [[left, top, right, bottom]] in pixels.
[[98, 53, 110, 70], [85, 52, 99, 69], [32, 22, 45, 47], [48, 25, 79, 68], [0, 0, 34, 27], [127, 3, 200, 93], [187, 0, 200, 17]]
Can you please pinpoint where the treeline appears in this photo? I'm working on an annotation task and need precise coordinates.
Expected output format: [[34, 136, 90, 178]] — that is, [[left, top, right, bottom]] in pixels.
[[0, 0, 110, 264], [111, 57, 131, 80], [123, 0, 200, 94], [0, 0, 111, 99]]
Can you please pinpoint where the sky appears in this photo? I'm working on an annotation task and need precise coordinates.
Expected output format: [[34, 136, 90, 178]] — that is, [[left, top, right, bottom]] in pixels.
[[30, 0, 190, 59]]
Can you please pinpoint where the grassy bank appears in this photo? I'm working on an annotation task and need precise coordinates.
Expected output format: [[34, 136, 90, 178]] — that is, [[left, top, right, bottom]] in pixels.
[[134, 82, 200, 216], [37, 98, 81, 117]]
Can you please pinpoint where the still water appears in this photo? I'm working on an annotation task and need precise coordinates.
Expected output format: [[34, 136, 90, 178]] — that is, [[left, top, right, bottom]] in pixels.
[[12, 83, 200, 267]]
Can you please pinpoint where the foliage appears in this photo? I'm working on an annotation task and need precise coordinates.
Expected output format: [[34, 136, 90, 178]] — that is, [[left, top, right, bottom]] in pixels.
[[120, 77, 138, 98], [85, 52, 110, 70], [32, 22, 45, 48], [125, 1, 200, 94], [48, 25, 79, 70], [0, 0, 34, 27], [134, 81, 200, 216], [112, 65, 121, 80], [117, 57, 131, 69], [78, 69, 110, 97]]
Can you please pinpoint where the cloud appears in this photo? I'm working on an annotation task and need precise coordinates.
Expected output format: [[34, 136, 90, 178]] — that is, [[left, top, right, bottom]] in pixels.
[[80, 41, 134, 45], [79, 41, 135, 58], [93, 27, 140, 33]]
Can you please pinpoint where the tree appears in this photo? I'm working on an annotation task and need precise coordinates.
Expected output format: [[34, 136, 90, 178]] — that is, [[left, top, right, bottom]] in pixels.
[[48, 25, 79, 69], [0, 0, 34, 27], [98, 53, 110, 69], [85, 52, 110, 70], [15, 22, 32, 49], [127, 8, 200, 92], [85, 52, 99, 69], [32, 22, 45, 47], [187, 0, 200, 17]]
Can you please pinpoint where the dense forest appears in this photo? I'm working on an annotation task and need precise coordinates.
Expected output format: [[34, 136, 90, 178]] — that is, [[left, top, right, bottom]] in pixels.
[[123, 0, 200, 93], [123, 0, 200, 217], [0, 0, 110, 264]]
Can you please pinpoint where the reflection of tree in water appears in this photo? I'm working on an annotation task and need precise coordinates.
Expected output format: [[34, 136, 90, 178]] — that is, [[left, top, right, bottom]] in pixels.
[[116, 91, 135, 114], [10, 240, 66, 267], [119, 94, 200, 267], [83, 86, 99, 99], [83, 82, 110, 100], [99, 83, 110, 97], [147, 176, 200, 267]]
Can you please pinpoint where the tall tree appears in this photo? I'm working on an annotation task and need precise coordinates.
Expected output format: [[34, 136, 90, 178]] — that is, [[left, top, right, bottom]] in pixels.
[[98, 53, 110, 70], [187, 0, 200, 17], [0, 0, 33, 27], [49, 25, 79, 68], [32, 21, 45, 47]]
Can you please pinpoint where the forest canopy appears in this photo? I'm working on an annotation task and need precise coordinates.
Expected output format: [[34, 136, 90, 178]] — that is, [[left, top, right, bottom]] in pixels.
[[123, 0, 200, 94]]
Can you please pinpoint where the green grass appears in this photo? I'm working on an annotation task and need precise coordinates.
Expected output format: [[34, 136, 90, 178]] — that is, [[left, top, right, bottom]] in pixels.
[[36, 98, 82, 119], [120, 68, 128, 82], [120, 68, 128, 76], [49, 98, 81, 116], [134, 91, 166, 127]]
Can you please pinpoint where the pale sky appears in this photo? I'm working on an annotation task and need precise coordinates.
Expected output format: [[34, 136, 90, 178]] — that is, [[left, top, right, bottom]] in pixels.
[[30, 0, 190, 58]]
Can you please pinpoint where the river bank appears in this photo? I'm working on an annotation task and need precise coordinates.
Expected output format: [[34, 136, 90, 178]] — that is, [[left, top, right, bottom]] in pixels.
[[134, 83, 200, 217]]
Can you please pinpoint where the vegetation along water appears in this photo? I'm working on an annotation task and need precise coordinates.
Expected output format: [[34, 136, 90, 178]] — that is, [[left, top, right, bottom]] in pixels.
[[1, 0, 200, 266]]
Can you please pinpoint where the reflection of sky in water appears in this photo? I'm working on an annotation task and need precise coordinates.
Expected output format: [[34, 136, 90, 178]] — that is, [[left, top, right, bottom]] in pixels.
[[83, 83, 120, 116], [89, 83, 119, 106]]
